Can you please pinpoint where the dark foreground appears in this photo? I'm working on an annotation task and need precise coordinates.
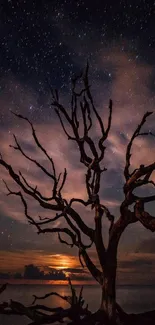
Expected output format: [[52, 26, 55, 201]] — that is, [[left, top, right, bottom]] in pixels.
[[1, 282, 155, 325]]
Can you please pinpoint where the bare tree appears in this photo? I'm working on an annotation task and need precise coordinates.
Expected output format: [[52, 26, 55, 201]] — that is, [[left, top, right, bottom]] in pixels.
[[0, 64, 155, 324]]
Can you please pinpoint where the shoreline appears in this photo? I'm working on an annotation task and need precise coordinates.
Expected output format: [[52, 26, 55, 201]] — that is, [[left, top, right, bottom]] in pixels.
[[1, 280, 155, 287]]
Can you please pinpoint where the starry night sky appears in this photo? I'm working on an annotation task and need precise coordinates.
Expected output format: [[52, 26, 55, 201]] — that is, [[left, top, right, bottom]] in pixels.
[[0, 0, 155, 284]]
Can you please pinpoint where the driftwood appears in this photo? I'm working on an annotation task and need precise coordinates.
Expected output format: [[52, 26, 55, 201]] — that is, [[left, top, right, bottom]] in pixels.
[[1, 282, 155, 325], [0, 281, 91, 325]]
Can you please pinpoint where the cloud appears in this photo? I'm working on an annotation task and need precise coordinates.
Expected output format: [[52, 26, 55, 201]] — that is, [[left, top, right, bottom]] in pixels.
[[0, 121, 87, 222], [137, 238, 155, 254], [0, 44, 155, 281], [60, 267, 87, 274], [0, 249, 81, 273]]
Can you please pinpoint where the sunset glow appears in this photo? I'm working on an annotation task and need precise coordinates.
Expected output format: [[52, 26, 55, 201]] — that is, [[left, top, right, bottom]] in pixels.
[[50, 255, 75, 278], [0, 1, 155, 287], [49, 254, 79, 270]]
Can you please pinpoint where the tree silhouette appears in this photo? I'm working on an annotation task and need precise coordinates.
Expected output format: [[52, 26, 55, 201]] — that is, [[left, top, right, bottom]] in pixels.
[[0, 64, 155, 324]]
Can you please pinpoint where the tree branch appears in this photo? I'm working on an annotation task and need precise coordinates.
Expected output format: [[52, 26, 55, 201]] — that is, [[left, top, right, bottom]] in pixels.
[[1, 160, 94, 241], [94, 202, 106, 270], [134, 200, 155, 232], [124, 111, 153, 181], [108, 208, 138, 255], [79, 247, 103, 285], [10, 134, 56, 181], [11, 111, 56, 178]]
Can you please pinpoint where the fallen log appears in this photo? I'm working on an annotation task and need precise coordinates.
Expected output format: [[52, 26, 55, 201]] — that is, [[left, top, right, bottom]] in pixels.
[[1, 282, 155, 325]]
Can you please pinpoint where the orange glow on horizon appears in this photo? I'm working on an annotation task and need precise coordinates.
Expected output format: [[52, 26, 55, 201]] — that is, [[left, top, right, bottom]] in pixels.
[[0, 251, 81, 273], [48, 254, 78, 271]]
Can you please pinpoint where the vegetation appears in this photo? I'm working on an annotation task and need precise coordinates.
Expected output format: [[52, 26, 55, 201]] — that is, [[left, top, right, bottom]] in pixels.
[[0, 64, 155, 324]]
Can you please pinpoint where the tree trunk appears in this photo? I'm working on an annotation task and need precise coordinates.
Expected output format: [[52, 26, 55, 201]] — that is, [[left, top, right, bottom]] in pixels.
[[100, 261, 117, 323]]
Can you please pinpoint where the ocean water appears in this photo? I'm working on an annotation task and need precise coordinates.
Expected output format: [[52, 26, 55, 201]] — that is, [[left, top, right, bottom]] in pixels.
[[0, 284, 155, 325]]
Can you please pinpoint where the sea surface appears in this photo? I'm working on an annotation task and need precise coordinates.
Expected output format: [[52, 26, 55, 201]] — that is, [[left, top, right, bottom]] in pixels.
[[1, 284, 155, 325]]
